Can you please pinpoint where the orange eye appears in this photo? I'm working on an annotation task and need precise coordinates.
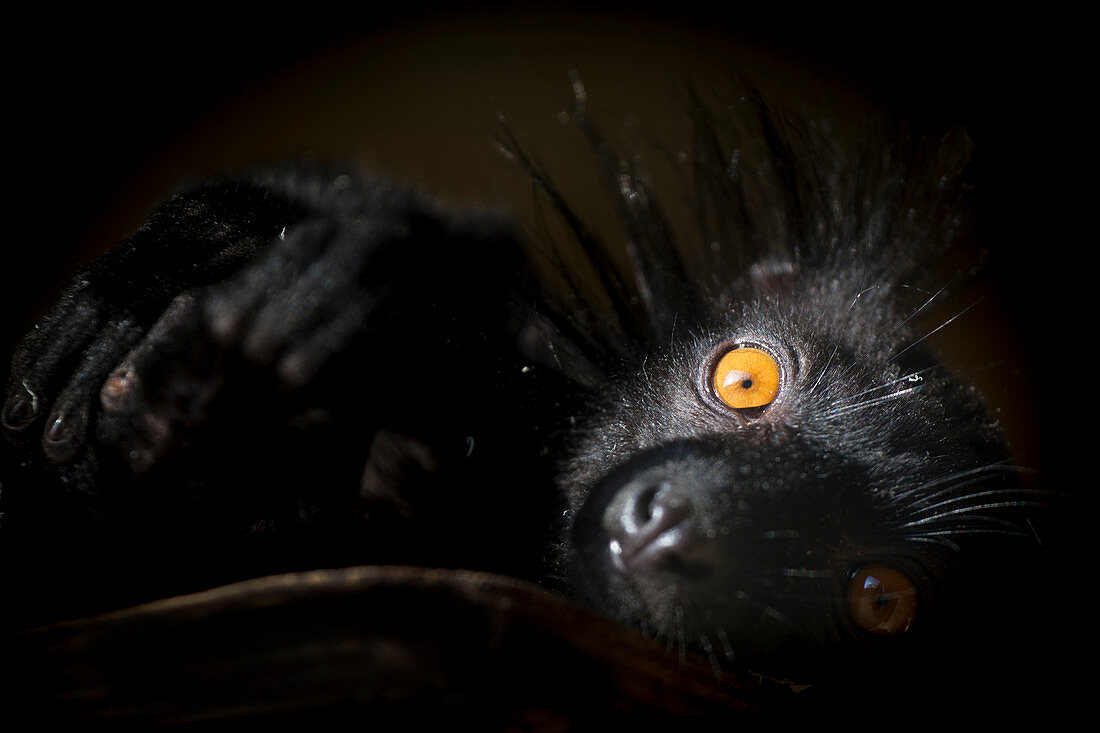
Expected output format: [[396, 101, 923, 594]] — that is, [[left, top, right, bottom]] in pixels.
[[712, 347, 780, 410], [848, 566, 919, 635]]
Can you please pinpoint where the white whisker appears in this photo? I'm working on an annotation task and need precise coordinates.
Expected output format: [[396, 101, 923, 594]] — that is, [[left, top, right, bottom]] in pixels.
[[890, 296, 984, 363], [905, 485, 1051, 522], [823, 386, 920, 418], [905, 527, 1032, 540], [900, 463, 1041, 510], [900, 501, 1048, 529], [846, 363, 942, 400], [807, 341, 842, 396], [880, 281, 951, 341]]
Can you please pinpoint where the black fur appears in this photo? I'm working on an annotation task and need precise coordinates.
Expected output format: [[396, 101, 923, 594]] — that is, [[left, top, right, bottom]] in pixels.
[[511, 85, 1047, 688], [0, 166, 569, 623], [0, 82, 1052, 715]]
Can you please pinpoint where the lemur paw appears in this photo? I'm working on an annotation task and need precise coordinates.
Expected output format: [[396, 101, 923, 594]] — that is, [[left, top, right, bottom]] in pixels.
[[2, 277, 146, 466]]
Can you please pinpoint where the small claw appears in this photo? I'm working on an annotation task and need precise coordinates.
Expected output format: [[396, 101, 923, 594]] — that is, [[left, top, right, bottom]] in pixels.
[[41, 405, 88, 463], [2, 389, 39, 434]]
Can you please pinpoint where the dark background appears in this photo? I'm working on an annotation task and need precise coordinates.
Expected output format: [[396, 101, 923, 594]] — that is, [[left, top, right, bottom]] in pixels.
[[3, 1, 1085, 602]]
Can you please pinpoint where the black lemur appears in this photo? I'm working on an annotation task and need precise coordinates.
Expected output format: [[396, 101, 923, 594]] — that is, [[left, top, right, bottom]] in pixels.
[[0, 83, 1048, 709]]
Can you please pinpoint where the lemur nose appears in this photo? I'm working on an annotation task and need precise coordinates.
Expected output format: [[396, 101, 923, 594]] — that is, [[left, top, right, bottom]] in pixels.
[[602, 478, 695, 574]]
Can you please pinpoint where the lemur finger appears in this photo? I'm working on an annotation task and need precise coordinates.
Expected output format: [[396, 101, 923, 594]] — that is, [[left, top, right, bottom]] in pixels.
[[206, 220, 334, 344], [275, 292, 377, 388], [100, 293, 201, 416], [3, 283, 105, 437], [40, 316, 144, 463], [97, 293, 222, 475], [238, 227, 372, 365]]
